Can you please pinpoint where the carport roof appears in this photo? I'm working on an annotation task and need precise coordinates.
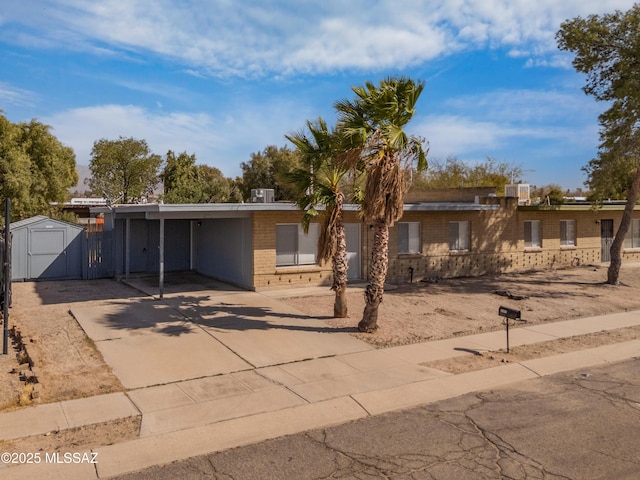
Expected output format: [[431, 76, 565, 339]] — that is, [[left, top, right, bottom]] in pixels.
[[92, 201, 500, 220], [92, 203, 309, 220]]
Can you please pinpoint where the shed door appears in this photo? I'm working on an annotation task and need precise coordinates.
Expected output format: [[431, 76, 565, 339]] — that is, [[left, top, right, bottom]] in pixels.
[[130, 220, 150, 272], [29, 228, 67, 279], [600, 219, 614, 262]]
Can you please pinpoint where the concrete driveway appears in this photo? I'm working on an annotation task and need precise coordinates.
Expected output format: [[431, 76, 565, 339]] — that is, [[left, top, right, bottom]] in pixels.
[[70, 273, 371, 389]]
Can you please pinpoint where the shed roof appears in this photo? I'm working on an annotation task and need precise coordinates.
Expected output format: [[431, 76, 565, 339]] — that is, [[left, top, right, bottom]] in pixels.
[[9, 215, 50, 229], [10, 215, 84, 231]]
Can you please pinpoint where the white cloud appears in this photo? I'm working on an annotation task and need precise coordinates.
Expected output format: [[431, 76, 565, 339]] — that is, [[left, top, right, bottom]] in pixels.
[[443, 89, 600, 124], [412, 88, 601, 159], [42, 101, 314, 177], [0, 82, 37, 108], [415, 115, 514, 157], [411, 111, 599, 189], [44, 105, 217, 164], [418, 114, 591, 155], [2, 0, 637, 76]]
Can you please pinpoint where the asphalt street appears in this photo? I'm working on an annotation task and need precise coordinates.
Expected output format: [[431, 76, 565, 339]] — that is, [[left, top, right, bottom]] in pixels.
[[112, 357, 640, 480]]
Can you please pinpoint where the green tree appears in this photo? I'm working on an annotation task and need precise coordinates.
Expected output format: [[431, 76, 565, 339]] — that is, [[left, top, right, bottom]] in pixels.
[[532, 184, 565, 205], [284, 118, 359, 318], [161, 150, 202, 203], [557, 4, 640, 285], [198, 165, 234, 203], [228, 177, 245, 203], [0, 113, 77, 220], [161, 151, 234, 204], [0, 114, 32, 220], [335, 77, 427, 332], [583, 146, 637, 201], [414, 156, 521, 192], [88, 137, 162, 204], [239, 145, 302, 201]]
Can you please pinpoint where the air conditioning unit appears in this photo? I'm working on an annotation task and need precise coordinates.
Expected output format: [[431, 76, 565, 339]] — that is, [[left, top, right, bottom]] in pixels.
[[251, 188, 275, 203], [505, 184, 530, 206]]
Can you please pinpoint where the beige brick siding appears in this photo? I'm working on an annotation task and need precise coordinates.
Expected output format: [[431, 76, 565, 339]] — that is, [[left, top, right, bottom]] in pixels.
[[251, 204, 640, 290], [384, 206, 640, 284], [252, 211, 334, 289]]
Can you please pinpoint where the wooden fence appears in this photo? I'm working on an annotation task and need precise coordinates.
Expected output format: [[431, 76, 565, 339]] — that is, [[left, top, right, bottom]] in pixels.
[[84, 218, 113, 280]]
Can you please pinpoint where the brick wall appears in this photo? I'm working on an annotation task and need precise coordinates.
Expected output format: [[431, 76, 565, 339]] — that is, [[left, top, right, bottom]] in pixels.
[[250, 205, 640, 290], [384, 207, 640, 285], [252, 211, 333, 290]]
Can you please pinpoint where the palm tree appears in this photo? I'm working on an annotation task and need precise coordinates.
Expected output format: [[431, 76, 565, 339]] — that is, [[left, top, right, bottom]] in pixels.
[[284, 118, 359, 318], [335, 77, 427, 332]]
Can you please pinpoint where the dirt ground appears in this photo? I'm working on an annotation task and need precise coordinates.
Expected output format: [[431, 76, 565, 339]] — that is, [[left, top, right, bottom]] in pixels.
[[0, 279, 143, 454], [0, 264, 639, 452], [284, 263, 640, 348], [281, 263, 640, 374], [0, 279, 134, 412]]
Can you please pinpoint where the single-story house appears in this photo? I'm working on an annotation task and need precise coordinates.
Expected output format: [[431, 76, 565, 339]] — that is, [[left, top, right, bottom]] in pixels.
[[91, 188, 640, 293]]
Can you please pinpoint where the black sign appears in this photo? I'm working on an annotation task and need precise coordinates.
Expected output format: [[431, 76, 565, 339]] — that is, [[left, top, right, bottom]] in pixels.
[[498, 306, 521, 320]]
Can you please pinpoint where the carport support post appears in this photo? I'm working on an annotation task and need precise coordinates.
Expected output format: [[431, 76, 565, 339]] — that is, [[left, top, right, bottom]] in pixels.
[[125, 218, 130, 280], [159, 217, 164, 299]]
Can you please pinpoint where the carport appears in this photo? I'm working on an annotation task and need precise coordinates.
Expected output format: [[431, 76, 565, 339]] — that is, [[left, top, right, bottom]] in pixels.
[[96, 204, 260, 296], [10, 216, 84, 281], [92, 202, 363, 294]]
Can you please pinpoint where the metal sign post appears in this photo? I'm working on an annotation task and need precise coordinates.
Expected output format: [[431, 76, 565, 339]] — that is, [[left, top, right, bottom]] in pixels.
[[498, 306, 523, 353]]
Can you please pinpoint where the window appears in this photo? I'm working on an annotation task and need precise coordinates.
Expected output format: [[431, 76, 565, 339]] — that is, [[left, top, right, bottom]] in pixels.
[[624, 219, 640, 249], [449, 221, 470, 251], [276, 223, 319, 267], [560, 220, 576, 246], [524, 220, 541, 248], [398, 222, 421, 254]]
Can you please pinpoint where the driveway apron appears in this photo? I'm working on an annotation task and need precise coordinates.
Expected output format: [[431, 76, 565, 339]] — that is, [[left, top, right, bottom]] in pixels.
[[70, 276, 371, 389]]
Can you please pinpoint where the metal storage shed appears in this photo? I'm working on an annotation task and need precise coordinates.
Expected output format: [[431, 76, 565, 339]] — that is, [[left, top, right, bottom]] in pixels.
[[10, 216, 84, 281]]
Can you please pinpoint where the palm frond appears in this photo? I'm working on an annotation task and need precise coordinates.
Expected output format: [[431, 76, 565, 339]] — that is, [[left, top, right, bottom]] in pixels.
[[283, 116, 355, 262], [335, 78, 427, 225]]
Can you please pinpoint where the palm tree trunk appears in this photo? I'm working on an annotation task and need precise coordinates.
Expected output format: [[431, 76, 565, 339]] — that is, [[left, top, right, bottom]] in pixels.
[[358, 221, 388, 332], [608, 162, 640, 285], [334, 286, 348, 318], [332, 212, 349, 318]]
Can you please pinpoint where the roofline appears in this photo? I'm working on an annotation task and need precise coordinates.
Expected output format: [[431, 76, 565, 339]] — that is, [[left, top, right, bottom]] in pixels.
[[403, 203, 500, 211], [10, 215, 84, 230], [91, 201, 502, 217], [519, 203, 640, 211]]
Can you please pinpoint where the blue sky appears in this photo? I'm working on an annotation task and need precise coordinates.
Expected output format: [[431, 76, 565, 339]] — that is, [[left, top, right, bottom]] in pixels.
[[1, 1, 636, 191]]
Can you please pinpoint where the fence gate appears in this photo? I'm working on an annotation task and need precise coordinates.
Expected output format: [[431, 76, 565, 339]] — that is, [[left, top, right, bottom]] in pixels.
[[85, 219, 112, 279]]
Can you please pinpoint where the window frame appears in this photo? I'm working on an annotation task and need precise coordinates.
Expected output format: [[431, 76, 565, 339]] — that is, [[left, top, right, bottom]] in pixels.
[[524, 220, 542, 249], [275, 223, 319, 267], [397, 222, 422, 255], [560, 219, 576, 247], [624, 218, 640, 249], [449, 220, 471, 252]]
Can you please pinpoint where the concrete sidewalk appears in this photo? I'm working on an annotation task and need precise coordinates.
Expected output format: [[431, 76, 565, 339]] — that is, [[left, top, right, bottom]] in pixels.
[[1, 294, 639, 479]]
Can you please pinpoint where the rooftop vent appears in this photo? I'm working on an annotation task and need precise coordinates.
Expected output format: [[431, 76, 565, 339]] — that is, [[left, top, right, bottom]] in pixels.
[[505, 184, 530, 206], [251, 188, 275, 203]]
